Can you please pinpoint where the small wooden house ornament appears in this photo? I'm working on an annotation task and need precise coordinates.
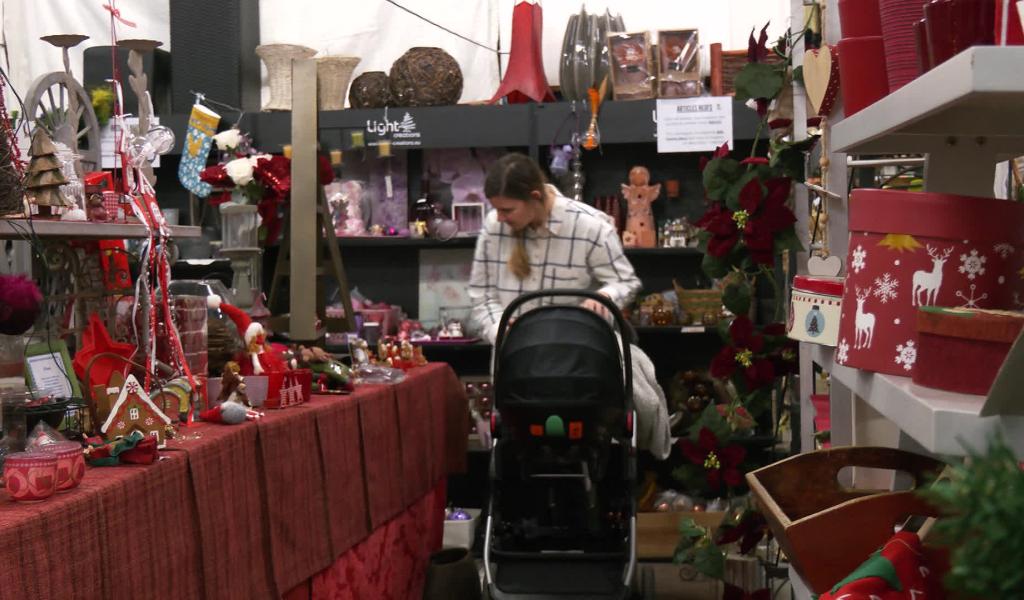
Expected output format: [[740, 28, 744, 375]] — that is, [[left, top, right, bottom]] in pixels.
[[100, 373, 173, 447]]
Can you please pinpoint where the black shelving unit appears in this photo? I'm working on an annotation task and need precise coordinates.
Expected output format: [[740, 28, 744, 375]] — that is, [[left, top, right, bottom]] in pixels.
[[338, 235, 477, 249]]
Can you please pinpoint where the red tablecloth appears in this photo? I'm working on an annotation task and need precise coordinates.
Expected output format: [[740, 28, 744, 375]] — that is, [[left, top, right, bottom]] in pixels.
[[0, 363, 468, 600]]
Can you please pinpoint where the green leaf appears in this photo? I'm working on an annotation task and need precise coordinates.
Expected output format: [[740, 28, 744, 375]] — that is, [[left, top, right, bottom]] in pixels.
[[722, 277, 753, 317], [692, 543, 726, 580], [734, 62, 785, 102], [770, 135, 819, 183], [678, 518, 707, 539], [792, 65, 804, 86], [701, 251, 731, 279], [694, 403, 732, 442], [703, 158, 741, 202]]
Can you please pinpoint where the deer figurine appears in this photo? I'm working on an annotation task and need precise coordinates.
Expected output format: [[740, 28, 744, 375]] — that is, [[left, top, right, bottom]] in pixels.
[[854, 286, 875, 350], [912, 245, 952, 307]]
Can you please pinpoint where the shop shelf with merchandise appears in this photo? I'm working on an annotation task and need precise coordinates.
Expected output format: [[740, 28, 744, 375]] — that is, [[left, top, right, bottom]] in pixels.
[[0, 219, 201, 240], [832, 46, 1024, 197]]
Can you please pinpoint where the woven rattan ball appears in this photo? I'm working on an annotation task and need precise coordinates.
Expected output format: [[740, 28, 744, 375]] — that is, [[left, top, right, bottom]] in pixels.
[[348, 71, 391, 109], [389, 47, 463, 107]]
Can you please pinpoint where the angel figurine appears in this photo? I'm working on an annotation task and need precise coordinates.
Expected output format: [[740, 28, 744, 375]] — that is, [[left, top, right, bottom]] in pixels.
[[621, 166, 661, 248]]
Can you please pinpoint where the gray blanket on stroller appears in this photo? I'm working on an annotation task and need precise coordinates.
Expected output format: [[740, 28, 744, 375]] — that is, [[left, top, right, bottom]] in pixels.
[[630, 343, 672, 459]]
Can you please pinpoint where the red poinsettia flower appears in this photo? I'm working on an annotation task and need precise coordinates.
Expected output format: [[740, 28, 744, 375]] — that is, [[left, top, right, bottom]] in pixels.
[[710, 317, 775, 389], [716, 509, 768, 554], [678, 427, 747, 491], [747, 23, 771, 63], [696, 204, 740, 258], [734, 177, 796, 265], [698, 142, 732, 172]]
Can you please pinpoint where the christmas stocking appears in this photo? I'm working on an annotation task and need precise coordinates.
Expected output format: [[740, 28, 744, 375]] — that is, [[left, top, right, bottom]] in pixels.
[[819, 532, 947, 600], [177, 103, 220, 197]]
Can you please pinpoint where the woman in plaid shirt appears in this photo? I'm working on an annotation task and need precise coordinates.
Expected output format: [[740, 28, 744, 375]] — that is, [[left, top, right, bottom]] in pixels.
[[468, 153, 642, 343]]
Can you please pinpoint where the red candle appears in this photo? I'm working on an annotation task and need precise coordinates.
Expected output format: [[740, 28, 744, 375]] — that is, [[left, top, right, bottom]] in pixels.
[[3, 452, 57, 502]]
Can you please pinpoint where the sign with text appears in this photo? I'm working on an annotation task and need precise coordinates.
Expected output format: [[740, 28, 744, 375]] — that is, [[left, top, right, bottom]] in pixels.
[[655, 97, 732, 153]]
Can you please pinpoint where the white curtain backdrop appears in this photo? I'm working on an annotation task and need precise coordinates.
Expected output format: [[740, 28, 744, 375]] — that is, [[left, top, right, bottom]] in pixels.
[[3, 0, 788, 109]]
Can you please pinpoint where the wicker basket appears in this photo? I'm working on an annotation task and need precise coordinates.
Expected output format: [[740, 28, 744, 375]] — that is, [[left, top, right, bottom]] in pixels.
[[673, 280, 722, 320], [710, 47, 785, 96], [316, 56, 360, 111], [255, 44, 317, 111]]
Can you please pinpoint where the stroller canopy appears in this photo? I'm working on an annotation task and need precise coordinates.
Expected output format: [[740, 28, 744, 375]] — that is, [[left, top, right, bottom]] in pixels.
[[495, 305, 625, 410]]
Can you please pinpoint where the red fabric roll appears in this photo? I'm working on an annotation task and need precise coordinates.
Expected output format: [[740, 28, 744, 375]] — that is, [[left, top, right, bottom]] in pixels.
[[839, 0, 883, 37], [838, 36, 890, 115]]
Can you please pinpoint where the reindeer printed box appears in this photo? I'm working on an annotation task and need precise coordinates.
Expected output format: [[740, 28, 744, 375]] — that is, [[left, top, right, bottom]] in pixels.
[[836, 190, 1024, 377]]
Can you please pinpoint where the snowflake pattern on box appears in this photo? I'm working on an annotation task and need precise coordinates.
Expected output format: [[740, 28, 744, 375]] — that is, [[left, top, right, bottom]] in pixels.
[[894, 340, 917, 371], [993, 243, 1015, 259], [851, 245, 867, 273], [837, 338, 850, 364], [956, 283, 989, 308], [873, 273, 899, 304], [958, 249, 987, 280]]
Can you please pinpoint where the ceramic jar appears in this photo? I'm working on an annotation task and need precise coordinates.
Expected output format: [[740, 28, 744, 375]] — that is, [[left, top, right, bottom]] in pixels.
[[4, 451, 57, 501], [29, 442, 85, 491]]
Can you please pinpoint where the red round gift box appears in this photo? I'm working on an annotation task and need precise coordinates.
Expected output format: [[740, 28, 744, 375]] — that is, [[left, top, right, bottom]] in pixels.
[[836, 189, 1024, 377]]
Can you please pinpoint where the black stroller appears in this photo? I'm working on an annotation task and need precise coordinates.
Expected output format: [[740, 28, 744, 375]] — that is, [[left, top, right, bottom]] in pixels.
[[483, 290, 653, 599]]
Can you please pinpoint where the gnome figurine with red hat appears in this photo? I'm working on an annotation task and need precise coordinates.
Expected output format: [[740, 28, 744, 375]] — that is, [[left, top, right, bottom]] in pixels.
[[209, 296, 288, 376]]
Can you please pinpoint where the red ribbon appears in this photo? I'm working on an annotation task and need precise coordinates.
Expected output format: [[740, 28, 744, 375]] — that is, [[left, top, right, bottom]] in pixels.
[[103, 2, 137, 27]]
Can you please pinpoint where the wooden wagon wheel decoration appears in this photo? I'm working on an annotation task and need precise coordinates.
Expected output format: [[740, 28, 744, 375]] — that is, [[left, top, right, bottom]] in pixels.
[[25, 35, 101, 175]]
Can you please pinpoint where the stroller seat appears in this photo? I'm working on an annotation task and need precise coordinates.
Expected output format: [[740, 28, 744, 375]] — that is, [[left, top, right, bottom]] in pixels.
[[484, 291, 641, 600]]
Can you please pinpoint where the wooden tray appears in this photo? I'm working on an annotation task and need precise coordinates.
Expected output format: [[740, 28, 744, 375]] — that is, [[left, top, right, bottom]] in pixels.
[[746, 446, 945, 594]]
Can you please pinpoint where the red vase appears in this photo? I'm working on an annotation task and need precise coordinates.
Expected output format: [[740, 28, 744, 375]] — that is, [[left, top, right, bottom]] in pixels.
[[837, 36, 890, 115], [879, 0, 926, 89], [839, 0, 883, 37], [837, 189, 1024, 377]]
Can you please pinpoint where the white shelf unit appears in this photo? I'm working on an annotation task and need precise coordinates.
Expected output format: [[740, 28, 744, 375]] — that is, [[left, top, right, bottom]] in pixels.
[[810, 345, 1024, 457], [0, 219, 201, 240], [832, 46, 1024, 197]]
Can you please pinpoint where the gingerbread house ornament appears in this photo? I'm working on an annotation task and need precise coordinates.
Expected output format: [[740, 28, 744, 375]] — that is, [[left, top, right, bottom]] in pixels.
[[100, 374, 173, 447]]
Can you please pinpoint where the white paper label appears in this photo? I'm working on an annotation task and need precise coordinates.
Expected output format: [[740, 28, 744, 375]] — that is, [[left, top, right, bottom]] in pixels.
[[26, 352, 73, 399], [385, 174, 393, 198], [656, 97, 733, 153]]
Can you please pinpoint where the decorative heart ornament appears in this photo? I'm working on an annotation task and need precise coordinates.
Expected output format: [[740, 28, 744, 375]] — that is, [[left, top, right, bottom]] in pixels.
[[808, 254, 843, 277], [803, 45, 840, 116]]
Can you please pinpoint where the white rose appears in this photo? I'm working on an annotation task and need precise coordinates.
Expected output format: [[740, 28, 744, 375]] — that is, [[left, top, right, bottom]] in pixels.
[[213, 129, 242, 151], [225, 157, 254, 186]]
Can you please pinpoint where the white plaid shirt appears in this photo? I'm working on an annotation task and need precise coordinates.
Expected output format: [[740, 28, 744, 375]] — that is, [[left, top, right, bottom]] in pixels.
[[469, 185, 642, 343]]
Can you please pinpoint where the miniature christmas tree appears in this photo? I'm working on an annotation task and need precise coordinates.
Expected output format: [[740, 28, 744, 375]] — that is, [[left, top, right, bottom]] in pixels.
[[807, 314, 819, 334], [24, 128, 69, 216], [0, 115, 24, 216]]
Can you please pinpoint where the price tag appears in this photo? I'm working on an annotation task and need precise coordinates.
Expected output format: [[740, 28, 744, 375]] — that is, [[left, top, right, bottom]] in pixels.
[[656, 97, 732, 153]]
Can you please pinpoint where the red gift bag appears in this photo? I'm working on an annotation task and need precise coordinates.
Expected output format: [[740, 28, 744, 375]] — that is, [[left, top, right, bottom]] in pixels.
[[837, 189, 1024, 376]]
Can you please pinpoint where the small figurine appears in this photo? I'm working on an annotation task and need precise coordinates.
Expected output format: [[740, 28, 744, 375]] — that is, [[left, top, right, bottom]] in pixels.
[[340, 180, 367, 236], [292, 344, 353, 391], [86, 194, 109, 222], [211, 296, 287, 376], [217, 361, 250, 406], [621, 166, 661, 248]]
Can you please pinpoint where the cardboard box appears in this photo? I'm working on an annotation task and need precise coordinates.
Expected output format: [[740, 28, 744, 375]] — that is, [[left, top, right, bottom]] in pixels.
[[636, 510, 726, 559]]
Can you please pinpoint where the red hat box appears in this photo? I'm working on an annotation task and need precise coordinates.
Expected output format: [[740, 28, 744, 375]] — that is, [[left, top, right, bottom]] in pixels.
[[836, 189, 1024, 377], [914, 307, 1024, 395], [837, 36, 889, 115]]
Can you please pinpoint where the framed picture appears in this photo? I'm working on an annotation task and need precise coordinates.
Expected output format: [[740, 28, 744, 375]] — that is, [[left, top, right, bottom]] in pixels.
[[608, 32, 654, 101], [657, 29, 703, 98], [23, 339, 81, 400], [452, 202, 485, 236]]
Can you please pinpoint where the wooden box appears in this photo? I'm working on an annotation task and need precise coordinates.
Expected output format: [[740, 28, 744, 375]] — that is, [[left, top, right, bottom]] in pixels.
[[636, 510, 725, 559], [746, 446, 944, 594]]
